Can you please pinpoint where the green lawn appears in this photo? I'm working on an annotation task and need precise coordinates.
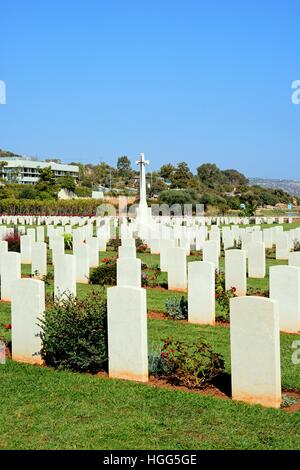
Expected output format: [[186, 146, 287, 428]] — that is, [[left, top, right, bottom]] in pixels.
[[1, 359, 300, 450], [1, 225, 300, 449]]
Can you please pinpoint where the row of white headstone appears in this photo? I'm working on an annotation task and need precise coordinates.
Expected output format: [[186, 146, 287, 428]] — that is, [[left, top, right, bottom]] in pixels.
[[9, 277, 282, 409]]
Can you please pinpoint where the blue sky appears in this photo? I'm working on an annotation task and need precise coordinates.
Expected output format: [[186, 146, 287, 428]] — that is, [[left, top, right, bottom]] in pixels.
[[0, 0, 299, 178]]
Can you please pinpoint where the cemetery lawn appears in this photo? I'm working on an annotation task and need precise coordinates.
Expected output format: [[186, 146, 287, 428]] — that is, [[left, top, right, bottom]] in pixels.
[[1, 357, 300, 450], [1, 311, 300, 449]]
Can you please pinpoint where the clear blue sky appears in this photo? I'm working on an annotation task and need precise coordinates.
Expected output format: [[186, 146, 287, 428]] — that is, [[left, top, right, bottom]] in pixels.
[[0, 0, 299, 178]]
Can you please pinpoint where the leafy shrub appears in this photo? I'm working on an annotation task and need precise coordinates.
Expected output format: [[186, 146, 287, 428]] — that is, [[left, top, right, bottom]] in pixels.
[[0, 198, 115, 216], [137, 244, 148, 253], [40, 291, 108, 373], [215, 270, 237, 322], [293, 241, 300, 252], [148, 352, 172, 376], [89, 257, 117, 286], [165, 296, 188, 320], [3, 232, 20, 252], [63, 233, 73, 250], [74, 186, 92, 198], [154, 338, 225, 389], [106, 238, 121, 252]]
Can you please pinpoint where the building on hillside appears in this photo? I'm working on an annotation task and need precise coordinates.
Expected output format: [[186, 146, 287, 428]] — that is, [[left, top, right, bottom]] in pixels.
[[0, 157, 79, 184]]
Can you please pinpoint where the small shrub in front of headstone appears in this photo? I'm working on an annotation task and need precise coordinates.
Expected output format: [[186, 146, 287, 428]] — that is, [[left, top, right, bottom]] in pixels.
[[106, 238, 121, 252], [151, 337, 225, 389], [40, 290, 108, 373], [63, 233, 73, 250], [89, 257, 117, 286], [165, 296, 188, 320], [3, 233, 20, 252], [215, 270, 237, 322]]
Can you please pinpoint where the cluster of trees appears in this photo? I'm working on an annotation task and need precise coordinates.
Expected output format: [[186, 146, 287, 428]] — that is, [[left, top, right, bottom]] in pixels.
[[0, 167, 87, 201], [0, 150, 296, 213]]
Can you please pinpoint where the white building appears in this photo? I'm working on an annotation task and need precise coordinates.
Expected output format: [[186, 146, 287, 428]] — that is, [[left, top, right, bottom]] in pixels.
[[1, 157, 79, 184]]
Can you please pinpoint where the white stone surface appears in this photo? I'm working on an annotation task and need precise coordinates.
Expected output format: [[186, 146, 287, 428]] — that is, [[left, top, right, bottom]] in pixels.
[[225, 249, 247, 296], [270, 265, 300, 333], [117, 258, 141, 288], [74, 243, 89, 284], [203, 240, 219, 271], [247, 241, 266, 278], [188, 261, 215, 325], [32, 242, 47, 277], [118, 245, 136, 259], [107, 285, 148, 382], [160, 239, 175, 271], [87, 237, 99, 268], [54, 254, 76, 300], [51, 236, 65, 266], [230, 296, 281, 409], [36, 226, 45, 242], [20, 235, 33, 264], [11, 278, 45, 364], [167, 247, 187, 291], [289, 251, 300, 268], [0, 252, 21, 301]]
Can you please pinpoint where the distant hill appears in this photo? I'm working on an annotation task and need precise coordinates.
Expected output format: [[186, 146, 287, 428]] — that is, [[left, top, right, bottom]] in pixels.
[[0, 149, 22, 158], [250, 178, 300, 196]]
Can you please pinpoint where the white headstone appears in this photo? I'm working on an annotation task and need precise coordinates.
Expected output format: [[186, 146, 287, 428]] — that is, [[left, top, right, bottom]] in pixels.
[[117, 258, 141, 288], [32, 242, 47, 277], [203, 240, 219, 271], [270, 265, 300, 333], [74, 243, 89, 284], [107, 286, 148, 382], [230, 296, 281, 409], [0, 252, 21, 301], [188, 261, 215, 325], [11, 278, 45, 364], [289, 251, 300, 268], [54, 254, 76, 300], [247, 242, 266, 278], [225, 249, 247, 296], [167, 247, 187, 291], [118, 245, 136, 259], [20, 235, 33, 264]]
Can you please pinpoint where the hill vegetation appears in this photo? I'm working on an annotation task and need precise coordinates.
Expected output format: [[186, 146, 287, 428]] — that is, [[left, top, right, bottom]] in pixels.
[[0, 150, 298, 215]]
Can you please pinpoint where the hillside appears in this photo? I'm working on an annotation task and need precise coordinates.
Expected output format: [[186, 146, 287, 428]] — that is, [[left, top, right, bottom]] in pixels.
[[250, 178, 300, 196]]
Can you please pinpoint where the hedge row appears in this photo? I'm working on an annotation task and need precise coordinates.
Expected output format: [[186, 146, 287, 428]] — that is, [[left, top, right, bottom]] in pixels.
[[0, 198, 115, 216]]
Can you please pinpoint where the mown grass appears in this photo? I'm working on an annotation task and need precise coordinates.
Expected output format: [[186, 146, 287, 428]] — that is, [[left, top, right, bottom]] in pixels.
[[1, 359, 300, 450]]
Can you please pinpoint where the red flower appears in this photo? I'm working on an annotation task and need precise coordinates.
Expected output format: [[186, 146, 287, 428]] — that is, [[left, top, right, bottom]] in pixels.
[[5, 324, 11, 330], [231, 287, 237, 293], [215, 293, 219, 300]]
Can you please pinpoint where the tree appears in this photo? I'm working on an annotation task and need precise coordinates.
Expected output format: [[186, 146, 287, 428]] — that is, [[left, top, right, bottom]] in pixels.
[[35, 167, 58, 199], [148, 177, 167, 198], [117, 156, 132, 178], [159, 163, 175, 181], [59, 175, 76, 193], [171, 162, 193, 188], [222, 169, 248, 186], [197, 163, 226, 189]]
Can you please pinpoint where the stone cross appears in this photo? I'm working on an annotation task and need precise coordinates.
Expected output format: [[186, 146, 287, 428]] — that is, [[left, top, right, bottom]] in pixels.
[[136, 153, 149, 205]]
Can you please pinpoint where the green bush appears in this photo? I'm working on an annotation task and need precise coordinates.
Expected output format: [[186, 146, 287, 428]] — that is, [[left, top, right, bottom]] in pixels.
[[156, 338, 225, 389], [165, 296, 188, 320], [3, 231, 20, 252], [63, 233, 73, 250], [89, 257, 117, 286], [0, 198, 114, 216], [106, 238, 121, 252], [40, 291, 108, 373], [74, 186, 92, 198]]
